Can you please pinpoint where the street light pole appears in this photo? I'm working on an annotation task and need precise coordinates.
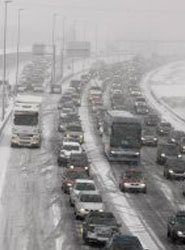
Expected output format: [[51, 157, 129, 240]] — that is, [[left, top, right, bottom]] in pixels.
[[51, 13, 58, 87], [61, 16, 66, 78], [15, 8, 24, 96], [2, 0, 12, 121]]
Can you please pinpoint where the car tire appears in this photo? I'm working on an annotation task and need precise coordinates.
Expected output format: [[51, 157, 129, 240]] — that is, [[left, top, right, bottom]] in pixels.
[[69, 198, 74, 207], [167, 230, 170, 238], [171, 234, 177, 243], [83, 232, 89, 244]]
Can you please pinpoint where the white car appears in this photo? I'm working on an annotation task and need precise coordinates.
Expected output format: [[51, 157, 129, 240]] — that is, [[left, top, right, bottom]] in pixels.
[[69, 179, 97, 206], [58, 141, 82, 166], [74, 191, 104, 219]]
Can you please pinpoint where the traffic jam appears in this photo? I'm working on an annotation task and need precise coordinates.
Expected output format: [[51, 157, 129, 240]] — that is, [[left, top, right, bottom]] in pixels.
[[1, 54, 185, 250]]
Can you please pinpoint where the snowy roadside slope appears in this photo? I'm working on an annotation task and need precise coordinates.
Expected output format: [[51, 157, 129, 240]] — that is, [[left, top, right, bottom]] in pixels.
[[141, 60, 185, 132]]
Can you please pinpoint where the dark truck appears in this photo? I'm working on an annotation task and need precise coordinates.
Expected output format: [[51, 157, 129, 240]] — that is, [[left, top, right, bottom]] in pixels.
[[167, 211, 185, 243], [103, 110, 142, 163], [156, 143, 182, 165], [82, 211, 121, 244]]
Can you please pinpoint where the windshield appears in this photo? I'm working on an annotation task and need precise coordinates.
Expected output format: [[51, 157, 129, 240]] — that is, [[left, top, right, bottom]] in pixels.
[[63, 145, 80, 151], [113, 237, 143, 250], [75, 183, 96, 191], [176, 215, 185, 224], [125, 171, 143, 179], [67, 126, 82, 132], [161, 122, 171, 128], [64, 172, 86, 179], [111, 123, 141, 148], [91, 213, 117, 225], [143, 129, 156, 136], [161, 145, 178, 155], [80, 194, 102, 203], [171, 131, 185, 139], [14, 114, 38, 126]]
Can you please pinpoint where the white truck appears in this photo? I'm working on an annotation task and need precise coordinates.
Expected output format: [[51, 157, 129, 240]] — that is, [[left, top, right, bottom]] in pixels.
[[11, 95, 42, 148]]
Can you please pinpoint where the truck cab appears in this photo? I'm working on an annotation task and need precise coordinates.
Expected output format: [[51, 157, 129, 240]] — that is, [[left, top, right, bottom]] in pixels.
[[11, 95, 42, 148]]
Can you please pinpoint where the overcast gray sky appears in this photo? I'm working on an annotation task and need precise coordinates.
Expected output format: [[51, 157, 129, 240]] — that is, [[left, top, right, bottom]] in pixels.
[[1, 0, 185, 50]]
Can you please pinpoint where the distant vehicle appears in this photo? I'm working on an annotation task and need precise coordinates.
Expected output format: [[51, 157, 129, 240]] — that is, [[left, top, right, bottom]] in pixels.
[[157, 121, 172, 135], [58, 114, 80, 133], [16, 84, 27, 93], [70, 79, 81, 93], [135, 96, 146, 103], [135, 102, 149, 115], [58, 141, 82, 166], [182, 184, 185, 196], [50, 84, 62, 94], [179, 137, 185, 153], [73, 93, 81, 106], [163, 159, 185, 180], [61, 168, 88, 193], [74, 192, 104, 219], [65, 124, 84, 144], [11, 95, 42, 148], [33, 85, 44, 93], [58, 94, 72, 109], [129, 87, 141, 97], [81, 74, 90, 85], [103, 110, 141, 163], [156, 143, 182, 165], [167, 211, 185, 243], [168, 130, 185, 145], [103, 234, 147, 250], [141, 127, 158, 146], [119, 168, 147, 193], [82, 212, 121, 244], [145, 114, 159, 127], [59, 107, 75, 119], [68, 152, 90, 175], [69, 179, 97, 206]]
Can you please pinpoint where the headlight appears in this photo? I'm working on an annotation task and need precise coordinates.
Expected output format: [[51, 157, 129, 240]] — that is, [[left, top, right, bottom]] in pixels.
[[84, 166, 88, 170], [80, 208, 85, 212], [135, 152, 140, 156], [33, 135, 39, 141], [177, 231, 183, 236], [141, 137, 145, 141], [80, 135, 83, 139], [70, 165, 74, 169], [178, 154, 182, 158], [12, 133, 18, 139], [67, 183, 72, 187], [169, 169, 174, 174], [161, 153, 166, 157], [111, 150, 116, 154], [183, 146, 185, 150], [160, 129, 164, 132], [171, 138, 175, 142], [153, 138, 158, 141], [99, 209, 104, 212]]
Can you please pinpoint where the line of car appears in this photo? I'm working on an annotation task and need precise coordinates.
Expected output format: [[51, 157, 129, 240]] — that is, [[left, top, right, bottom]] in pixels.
[[89, 59, 185, 246], [55, 58, 185, 249]]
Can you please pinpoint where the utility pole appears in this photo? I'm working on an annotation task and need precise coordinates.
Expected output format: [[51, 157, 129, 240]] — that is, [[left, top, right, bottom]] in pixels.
[[51, 13, 58, 87], [15, 8, 24, 96], [61, 16, 66, 78], [2, 0, 12, 121]]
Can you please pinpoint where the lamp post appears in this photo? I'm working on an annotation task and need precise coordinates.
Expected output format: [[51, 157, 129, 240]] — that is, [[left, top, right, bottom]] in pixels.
[[51, 13, 58, 87], [15, 8, 24, 96], [61, 16, 66, 78], [2, 0, 12, 121]]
